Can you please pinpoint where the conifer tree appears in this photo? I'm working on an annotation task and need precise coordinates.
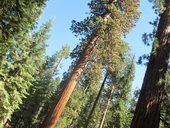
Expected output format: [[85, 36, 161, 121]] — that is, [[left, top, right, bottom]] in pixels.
[[1, 0, 46, 43], [42, 0, 140, 127], [9, 45, 70, 128], [97, 56, 134, 128], [0, 6, 49, 127], [131, 0, 170, 127], [57, 44, 135, 128], [107, 57, 135, 128], [84, 71, 108, 128]]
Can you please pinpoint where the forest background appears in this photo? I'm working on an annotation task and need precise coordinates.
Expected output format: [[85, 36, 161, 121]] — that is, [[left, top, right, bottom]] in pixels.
[[1, 0, 169, 128]]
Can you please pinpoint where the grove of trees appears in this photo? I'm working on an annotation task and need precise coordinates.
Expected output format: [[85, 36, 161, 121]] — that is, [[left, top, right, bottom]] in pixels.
[[0, 0, 169, 128]]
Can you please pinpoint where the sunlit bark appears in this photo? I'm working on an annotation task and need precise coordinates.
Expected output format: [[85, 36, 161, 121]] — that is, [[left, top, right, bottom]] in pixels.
[[131, 1, 170, 128]]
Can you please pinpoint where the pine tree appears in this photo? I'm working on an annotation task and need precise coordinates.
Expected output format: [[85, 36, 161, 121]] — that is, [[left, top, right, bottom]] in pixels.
[[84, 71, 108, 128], [0, 0, 46, 43], [108, 57, 135, 128], [99, 57, 135, 128], [62, 45, 135, 128], [42, 0, 140, 127], [9, 45, 70, 128], [131, 0, 170, 127], [0, 17, 50, 127]]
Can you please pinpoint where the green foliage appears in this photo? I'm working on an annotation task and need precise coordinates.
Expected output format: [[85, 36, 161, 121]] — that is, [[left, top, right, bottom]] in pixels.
[[149, 0, 165, 14], [152, 38, 159, 55], [0, 1, 48, 126], [57, 0, 140, 127], [0, 0, 47, 42], [138, 0, 166, 65], [0, 0, 141, 127], [159, 69, 170, 128], [9, 45, 70, 128], [71, 0, 140, 61], [56, 45, 136, 128]]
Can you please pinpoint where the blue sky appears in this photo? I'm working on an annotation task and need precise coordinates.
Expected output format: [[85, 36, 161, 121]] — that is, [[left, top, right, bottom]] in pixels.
[[38, 0, 157, 91]]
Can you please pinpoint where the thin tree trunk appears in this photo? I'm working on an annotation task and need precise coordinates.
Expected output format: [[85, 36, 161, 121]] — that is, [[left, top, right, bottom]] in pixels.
[[99, 85, 115, 128], [53, 58, 62, 75], [84, 71, 108, 128], [131, 2, 170, 128], [68, 117, 76, 128], [34, 103, 45, 120], [41, 1, 114, 127]]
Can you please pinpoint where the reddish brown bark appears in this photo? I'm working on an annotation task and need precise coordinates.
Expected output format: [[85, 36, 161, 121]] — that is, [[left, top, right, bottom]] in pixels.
[[41, 3, 113, 127], [131, 2, 170, 128], [41, 34, 99, 128]]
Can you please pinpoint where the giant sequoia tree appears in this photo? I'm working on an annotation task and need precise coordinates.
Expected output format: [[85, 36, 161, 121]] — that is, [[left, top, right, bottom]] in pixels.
[[42, 0, 140, 127], [131, 0, 170, 128]]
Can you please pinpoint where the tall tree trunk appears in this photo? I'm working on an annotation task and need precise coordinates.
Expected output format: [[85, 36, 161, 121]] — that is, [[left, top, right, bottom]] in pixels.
[[53, 58, 62, 75], [99, 85, 115, 128], [41, 1, 114, 127], [84, 71, 108, 128], [131, 2, 170, 128], [34, 103, 45, 121]]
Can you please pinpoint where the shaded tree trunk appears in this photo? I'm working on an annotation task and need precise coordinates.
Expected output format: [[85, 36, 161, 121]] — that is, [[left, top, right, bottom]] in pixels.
[[84, 71, 108, 128], [131, 2, 170, 128], [99, 85, 115, 128], [41, 2, 114, 127], [34, 103, 45, 121]]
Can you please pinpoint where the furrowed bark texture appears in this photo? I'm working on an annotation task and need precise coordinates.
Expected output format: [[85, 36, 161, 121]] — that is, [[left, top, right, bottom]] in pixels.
[[41, 2, 113, 127], [131, 2, 170, 128], [42, 34, 99, 128]]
